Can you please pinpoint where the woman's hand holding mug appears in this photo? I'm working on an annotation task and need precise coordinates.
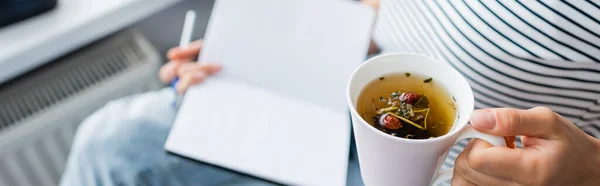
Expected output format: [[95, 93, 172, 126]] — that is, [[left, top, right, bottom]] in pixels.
[[453, 107, 600, 186]]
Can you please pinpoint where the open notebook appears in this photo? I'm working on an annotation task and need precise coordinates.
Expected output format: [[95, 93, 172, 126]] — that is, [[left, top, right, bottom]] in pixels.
[[164, 0, 375, 185]]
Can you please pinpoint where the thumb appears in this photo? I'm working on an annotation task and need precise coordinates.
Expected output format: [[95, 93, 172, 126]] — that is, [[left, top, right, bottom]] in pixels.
[[469, 107, 562, 139]]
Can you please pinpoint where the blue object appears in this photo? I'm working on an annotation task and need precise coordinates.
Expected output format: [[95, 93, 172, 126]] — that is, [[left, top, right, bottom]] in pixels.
[[170, 77, 179, 91], [171, 77, 179, 108]]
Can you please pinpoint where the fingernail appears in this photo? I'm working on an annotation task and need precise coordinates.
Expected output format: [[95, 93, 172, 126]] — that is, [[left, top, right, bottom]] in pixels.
[[470, 110, 496, 129], [164, 63, 180, 75], [194, 72, 207, 79], [165, 62, 177, 69]]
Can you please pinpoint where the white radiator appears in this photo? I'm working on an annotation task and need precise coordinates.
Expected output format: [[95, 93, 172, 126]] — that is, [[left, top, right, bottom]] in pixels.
[[0, 29, 163, 186]]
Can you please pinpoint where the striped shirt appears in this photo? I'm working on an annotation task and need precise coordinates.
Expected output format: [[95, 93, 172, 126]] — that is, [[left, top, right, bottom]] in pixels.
[[372, 0, 600, 174]]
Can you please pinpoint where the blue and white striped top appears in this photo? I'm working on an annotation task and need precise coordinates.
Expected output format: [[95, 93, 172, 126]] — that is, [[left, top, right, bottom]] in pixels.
[[372, 0, 600, 171]]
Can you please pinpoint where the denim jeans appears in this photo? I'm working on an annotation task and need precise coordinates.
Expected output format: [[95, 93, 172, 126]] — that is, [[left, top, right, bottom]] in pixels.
[[59, 88, 364, 186]]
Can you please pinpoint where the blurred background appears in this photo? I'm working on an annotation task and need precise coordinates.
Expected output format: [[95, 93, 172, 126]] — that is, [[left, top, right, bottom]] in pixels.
[[0, 0, 216, 185]]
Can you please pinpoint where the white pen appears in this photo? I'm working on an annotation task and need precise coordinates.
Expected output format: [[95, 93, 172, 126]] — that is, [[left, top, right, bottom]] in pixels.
[[180, 10, 196, 48], [172, 10, 196, 108]]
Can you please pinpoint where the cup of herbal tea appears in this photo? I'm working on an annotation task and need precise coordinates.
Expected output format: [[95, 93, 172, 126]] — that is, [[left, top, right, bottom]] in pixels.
[[347, 53, 507, 186]]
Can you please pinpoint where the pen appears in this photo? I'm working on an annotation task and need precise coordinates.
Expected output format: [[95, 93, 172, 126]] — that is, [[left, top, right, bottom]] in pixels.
[[172, 10, 196, 108]]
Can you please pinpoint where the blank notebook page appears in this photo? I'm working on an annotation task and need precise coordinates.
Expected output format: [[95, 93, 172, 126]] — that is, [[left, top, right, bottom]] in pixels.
[[168, 78, 350, 185]]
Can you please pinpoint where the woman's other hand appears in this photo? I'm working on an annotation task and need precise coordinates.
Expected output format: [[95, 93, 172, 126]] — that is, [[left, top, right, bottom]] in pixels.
[[159, 40, 222, 94]]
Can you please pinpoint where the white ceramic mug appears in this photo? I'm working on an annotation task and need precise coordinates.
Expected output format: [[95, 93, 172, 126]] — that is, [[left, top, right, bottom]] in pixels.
[[347, 53, 506, 186]]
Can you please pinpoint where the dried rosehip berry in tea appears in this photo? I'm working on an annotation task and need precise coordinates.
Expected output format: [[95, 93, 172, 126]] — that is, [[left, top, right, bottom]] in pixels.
[[380, 114, 402, 130], [401, 92, 420, 104]]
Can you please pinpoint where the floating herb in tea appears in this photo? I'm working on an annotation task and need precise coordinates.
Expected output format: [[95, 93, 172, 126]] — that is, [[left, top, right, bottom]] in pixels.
[[423, 77, 433, 83]]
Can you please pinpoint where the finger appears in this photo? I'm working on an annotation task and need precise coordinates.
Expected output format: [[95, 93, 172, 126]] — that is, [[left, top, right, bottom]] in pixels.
[[360, 0, 380, 9], [175, 71, 207, 94], [466, 139, 532, 183], [159, 61, 180, 83], [176, 63, 222, 77], [520, 136, 547, 148], [453, 140, 478, 186], [451, 174, 477, 186], [454, 140, 516, 186], [470, 107, 562, 139], [167, 40, 203, 60]]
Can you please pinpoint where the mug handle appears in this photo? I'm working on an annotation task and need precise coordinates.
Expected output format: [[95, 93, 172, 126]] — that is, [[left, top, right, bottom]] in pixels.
[[429, 125, 506, 186]]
